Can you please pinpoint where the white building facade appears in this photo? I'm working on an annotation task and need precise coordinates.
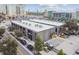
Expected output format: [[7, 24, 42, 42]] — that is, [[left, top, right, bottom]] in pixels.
[[11, 20, 55, 41]]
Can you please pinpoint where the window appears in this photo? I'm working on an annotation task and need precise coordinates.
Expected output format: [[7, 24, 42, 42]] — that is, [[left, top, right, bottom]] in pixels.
[[55, 27, 57, 32], [28, 29, 32, 34], [27, 29, 33, 40]]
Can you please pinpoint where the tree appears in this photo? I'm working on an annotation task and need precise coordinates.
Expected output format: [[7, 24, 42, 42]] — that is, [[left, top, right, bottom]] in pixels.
[[14, 30, 23, 37], [60, 20, 78, 35], [0, 37, 17, 55], [9, 26, 15, 31], [57, 49, 64, 55], [35, 36, 44, 54], [0, 28, 5, 36]]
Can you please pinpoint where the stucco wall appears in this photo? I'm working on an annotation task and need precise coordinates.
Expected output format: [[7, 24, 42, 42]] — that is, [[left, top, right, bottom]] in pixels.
[[36, 28, 55, 41]]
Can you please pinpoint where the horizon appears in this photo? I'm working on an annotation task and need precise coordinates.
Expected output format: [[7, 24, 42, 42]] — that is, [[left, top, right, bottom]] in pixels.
[[0, 4, 79, 15]]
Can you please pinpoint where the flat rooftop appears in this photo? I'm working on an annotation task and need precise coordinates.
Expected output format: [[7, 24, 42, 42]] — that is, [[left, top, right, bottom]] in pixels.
[[12, 20, 54, 32], [45, 38, 64, 47], [55, 36, 79, 55], [29, 19, 64, 26]]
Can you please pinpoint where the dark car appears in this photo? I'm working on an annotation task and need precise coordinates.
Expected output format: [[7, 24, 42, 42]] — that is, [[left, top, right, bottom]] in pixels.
[[10, 32, 16, 37], [0, 36, 2, 39], [27, 44, 34, 51], [76, 49, 79, 54], [19, 39, 27, 45], [16, 38, 27, 45]]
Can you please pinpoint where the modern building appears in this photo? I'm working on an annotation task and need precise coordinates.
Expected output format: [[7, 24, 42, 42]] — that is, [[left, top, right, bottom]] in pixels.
[[52, 12, 73, 21], [29, 19, 64, 35], [76, 11, 79, 20], [16, 5, 21, 16], [11, 20, 55, 41], [5, 4, 8, 15], [48, 11, 53, 20], [43, 11, 76, 21], [43, 9, 48, 17]]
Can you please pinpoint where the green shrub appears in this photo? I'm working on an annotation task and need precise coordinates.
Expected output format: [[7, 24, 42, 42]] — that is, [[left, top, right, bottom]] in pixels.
[[57, 49, 64, 55], [14, 30, 23, 37], [35, 36, 44, 53], [0, 37, 17, 55], [0, 28, 5, 36]]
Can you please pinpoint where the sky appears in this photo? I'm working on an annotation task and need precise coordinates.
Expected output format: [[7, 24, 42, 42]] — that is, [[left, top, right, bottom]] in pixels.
[[25, 4, 79, 12], [0, 4, 79, 15]]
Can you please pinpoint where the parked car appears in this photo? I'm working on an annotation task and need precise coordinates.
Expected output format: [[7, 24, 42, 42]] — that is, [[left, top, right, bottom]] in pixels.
[[0, 36, 2, 39], [76, 49, 79, 54], [20, 40, 27, 45], [16, 38, 27, 45], [10, 32, 16, 37], [45, 43, 54, 50], [27, 44, 34, 51]]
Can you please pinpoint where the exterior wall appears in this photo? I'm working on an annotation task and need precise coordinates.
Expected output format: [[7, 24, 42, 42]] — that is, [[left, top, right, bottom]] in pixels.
[[50, 27, 56, 33], [76, 11, 79, 20], [48, 11, 53, 20], [25, 29, 36, 41], [56, 26, 61, 35], [50, 26, 60, 35], [11, 22, 57, 41], [72, 12, 76, 19], [36, 30, 49, 41], [12, 22, 27, 36], [32, 31, 36, 41], [36, 28, 55, 41], [25, 29, 28, 39]]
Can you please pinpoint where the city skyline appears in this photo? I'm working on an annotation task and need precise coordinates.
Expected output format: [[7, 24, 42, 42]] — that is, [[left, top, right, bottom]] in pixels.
[[0, 4, 79, 15]]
